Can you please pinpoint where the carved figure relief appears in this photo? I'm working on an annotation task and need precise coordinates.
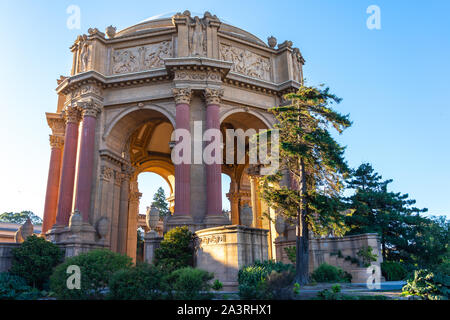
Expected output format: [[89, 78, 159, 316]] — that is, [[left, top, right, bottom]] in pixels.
[[112, 41, 172, 74], [79, 40, 91, 72], [292, 48, 303, 83], [219, 44, 271, 81], [190, 16, 206, 56]]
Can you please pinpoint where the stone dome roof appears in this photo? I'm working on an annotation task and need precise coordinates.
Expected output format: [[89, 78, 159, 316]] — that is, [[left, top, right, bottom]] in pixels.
[[115, 11, 268, 47]]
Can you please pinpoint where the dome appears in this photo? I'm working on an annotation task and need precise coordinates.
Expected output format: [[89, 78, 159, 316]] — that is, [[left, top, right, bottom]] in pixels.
[[115, 11, 268, 47]]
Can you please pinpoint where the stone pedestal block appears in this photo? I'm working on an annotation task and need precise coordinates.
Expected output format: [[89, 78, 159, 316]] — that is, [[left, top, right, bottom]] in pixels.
[[195, 225, 269, 291], [143, 231, 163, 264], [0, 243, 20, 272], [47, 222, 105, 258]]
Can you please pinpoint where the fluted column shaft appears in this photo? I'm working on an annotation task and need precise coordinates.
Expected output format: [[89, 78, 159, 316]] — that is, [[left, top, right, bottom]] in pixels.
[[74, 101, 101, 222], [42, 135, 64, 234], [173, 88, 192, 216], [55, 106, 81, 226], [204, 88, 223, 216]]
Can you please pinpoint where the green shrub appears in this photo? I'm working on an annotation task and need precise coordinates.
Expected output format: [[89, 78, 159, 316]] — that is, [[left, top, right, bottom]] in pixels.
[[381, 261, 408, 281], [212, 279, 223, 291], [168, 267, 213, 300], [310, 263, 352, 283], [402, 269, 449, 300], [108, 263, 168, 300], [265, 270, 296, 300], [357, 246, 378, 267], [10, 235, 64, 289], [50, 249, 132, 300], [0, 272, 35, 300], [155, 226, 194, 273], [238, 260, 294, 299]]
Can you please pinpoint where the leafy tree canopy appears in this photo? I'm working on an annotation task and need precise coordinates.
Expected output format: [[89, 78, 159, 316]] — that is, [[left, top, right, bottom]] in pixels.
[[0, 211, 42, 225]]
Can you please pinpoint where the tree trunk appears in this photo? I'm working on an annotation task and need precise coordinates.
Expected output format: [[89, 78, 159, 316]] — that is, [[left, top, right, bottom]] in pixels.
[[295, 158, 309, 285]]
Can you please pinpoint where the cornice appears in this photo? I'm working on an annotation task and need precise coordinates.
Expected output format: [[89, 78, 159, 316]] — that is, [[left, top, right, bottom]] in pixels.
[[56, 61, 300, 98]]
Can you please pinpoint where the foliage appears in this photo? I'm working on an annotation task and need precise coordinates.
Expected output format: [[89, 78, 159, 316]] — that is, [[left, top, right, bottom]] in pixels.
[[357, 246, 378, 267], [0, 211, 42, 225], [344, 163, 432, 263], [284, 246, 296, 263], [265, 270, 296, 300], [152, 187, 170, 217], [293, 282, 300, 295], [316, 284, 342, 300], [154, 226, 194, 273], [167, 267, 214, 300], [315, 284, 389, 300], [108, 263, 168, 300], [258, 85, 351, 285], [10, 235, 64, 289], [310, 263, 352, 283], [50, 249, 132, 300], [0, 272, 41, 300], [381, 261, 408, 281], [212, 279, 223, 291], [402, 269, 449, 300], [238, 260, 294, 299]]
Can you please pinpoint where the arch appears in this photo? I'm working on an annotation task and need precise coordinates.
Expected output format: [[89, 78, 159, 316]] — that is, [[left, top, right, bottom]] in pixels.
[[103, 104, 175, 154], [134, 159, 175, 195], [219, 107, 273, 129]]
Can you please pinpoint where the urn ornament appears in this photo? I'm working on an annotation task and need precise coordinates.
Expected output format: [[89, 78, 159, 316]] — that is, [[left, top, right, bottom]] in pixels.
[[69, 210, 83, 233], [240, 204, 253, 227], [274, 215, 286, 235], [267, 36, 277, 48], [105, 25, 116, 39], [21, 218, 34, 240], [96, 217, 109, 239], [146, 204, 160, 230]]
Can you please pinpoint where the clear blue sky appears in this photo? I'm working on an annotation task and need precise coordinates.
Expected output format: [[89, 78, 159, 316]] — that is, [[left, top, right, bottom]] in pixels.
[[0, 0, 448, 218]]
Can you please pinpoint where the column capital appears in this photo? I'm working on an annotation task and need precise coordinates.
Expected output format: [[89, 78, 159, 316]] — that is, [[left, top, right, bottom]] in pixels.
[[46, 113, 66, 136], [49, 135, 64, 149], [62, 105, 82, 124], [204, 88, 224, 105], [173, 87, 192, 105], [77, 99, 102, 118]]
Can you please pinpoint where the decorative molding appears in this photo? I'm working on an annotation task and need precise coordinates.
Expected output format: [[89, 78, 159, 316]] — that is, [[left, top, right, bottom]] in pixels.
[[174, 70, 221, 83], [100, 165, 114, 181], [198, 234, 226, 247], [204, 88, 224, 105], [220, 44, 271, 81], [112, 41, 172, 75], [46, 114, 66, 136], [77, 99, 102, 118], [172, 87, 192, 105], [62, 105, 82, 124], [49, 135, 64, 149]]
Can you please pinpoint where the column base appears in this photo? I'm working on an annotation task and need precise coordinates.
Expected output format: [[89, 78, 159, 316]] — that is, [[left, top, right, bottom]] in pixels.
[[203, 214, 231, 229], [165, 214, 203, 233], [47, 222, 106, 257]]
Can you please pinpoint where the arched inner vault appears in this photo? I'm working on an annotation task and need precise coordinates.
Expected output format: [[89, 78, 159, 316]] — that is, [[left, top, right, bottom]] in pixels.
[[220, 112, 269, 226]]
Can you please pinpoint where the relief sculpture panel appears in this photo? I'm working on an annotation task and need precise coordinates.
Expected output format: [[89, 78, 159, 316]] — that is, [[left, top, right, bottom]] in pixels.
[[112, 41, 172, 74], [219, 44, 271, 81]]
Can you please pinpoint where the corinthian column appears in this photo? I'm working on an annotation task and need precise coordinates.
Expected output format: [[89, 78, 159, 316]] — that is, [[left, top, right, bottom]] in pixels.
[[203, 88, 229, 227], [74, 99, 102, 222], [55, 105, 81, 226], [42, 134, 64, 234], [172, 88, 192, 220]]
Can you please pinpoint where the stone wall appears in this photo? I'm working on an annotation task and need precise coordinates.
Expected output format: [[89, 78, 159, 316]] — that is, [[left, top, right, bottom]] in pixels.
[[275, 233, 383, 283], [0, 243, 20, 272], [195, 225, 268, 290]]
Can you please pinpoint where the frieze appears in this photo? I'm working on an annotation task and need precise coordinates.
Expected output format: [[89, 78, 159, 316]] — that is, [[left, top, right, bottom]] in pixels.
[[220, 44, 271, 81], [112, 41, 172, 75], [198, 234, 226, 247]]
